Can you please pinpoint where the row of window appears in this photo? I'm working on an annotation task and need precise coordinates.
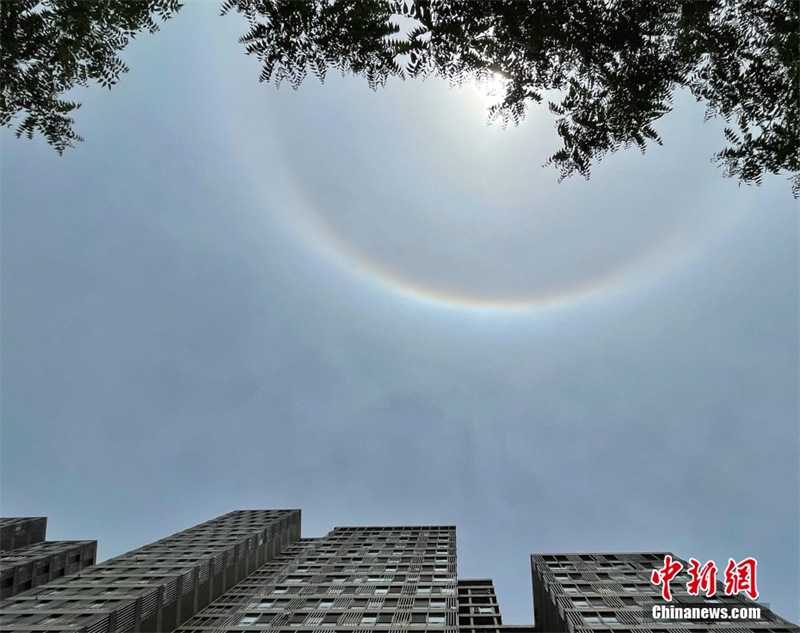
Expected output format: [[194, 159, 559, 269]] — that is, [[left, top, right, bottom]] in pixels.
[[248, 584, 457, 597], [238, 611, 450, 626], [553, 572, 644, 582], [561, 583, 655, 594], [579, 612, 621, 625], [569, 595, 729, 608], [321, 542, 451, 550], [569, 597, 635, 609], [331, 528, 453, 535], [247, 597, 452, 611], [278, 574, 455, 586], [24, 586, 133, 600], [458, 598, 494, 607], [466, 606, 495, 614], [548, 563, 633, 572], [325, 549, 452, 555], [283, 564, 451, 578], [309, 549, 452, 557], [538, 554, 663, 563], [0, 597, 125, 611], [290, 557, 452, 568], [317, 545, 452, 554], [1, 545, 87, 560], [194, 583, 458, 615], [0, 611, 98, 626]]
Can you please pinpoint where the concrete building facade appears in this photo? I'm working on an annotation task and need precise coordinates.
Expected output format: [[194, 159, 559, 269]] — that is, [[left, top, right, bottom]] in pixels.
[[0, 510, 299, 632], [1, 517, 48, 552], [1, 517, 96, 600]]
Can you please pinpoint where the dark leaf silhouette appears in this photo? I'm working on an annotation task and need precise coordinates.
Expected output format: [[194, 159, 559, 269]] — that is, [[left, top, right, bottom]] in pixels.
[[224, 0, 799, 196], [3, 0, 798, 196], [1, 0, 182, 154]]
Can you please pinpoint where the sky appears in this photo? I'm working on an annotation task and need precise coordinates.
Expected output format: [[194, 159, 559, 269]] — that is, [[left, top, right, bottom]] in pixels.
[[1, 1, 798, 626]]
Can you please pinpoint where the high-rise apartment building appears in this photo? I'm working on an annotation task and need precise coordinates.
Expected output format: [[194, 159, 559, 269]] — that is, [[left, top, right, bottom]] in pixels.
[[0, 510, 299, 632], [175, 524, 458, 633], [0, 511, 796, 633], [0, 517, 96, 600], [530, 553, 797, 632]]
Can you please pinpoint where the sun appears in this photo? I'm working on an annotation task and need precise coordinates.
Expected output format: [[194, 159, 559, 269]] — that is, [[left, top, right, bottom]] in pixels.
[[467, 70, 510, 108]]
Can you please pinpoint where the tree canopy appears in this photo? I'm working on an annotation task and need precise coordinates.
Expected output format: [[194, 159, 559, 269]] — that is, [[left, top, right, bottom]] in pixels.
[[1, 0, 181, 153], [3, 0, 798, 196]]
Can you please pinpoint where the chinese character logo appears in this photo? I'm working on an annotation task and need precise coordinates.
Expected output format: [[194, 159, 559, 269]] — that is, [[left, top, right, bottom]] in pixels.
[[686, 558, 718, 597], [651, 555, 683, 601], [651, 556, 759, 601], [724, 557, 758, 600]]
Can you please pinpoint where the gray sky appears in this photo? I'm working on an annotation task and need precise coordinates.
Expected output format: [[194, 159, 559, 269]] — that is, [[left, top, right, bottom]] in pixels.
[[2, 2, 798, 625]]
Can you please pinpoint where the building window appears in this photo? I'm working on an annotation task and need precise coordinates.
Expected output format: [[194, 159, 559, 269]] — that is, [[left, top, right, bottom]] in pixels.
[[317, 600, 334, 609], [238, 615, 259, 625], [360, 614, 378, 626], [428, 614, 446, 625], [583, 614, 620, 625]]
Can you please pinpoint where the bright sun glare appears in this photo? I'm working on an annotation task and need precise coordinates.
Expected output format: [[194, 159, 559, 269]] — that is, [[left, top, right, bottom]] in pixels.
[[468, 71, 509, 107]]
